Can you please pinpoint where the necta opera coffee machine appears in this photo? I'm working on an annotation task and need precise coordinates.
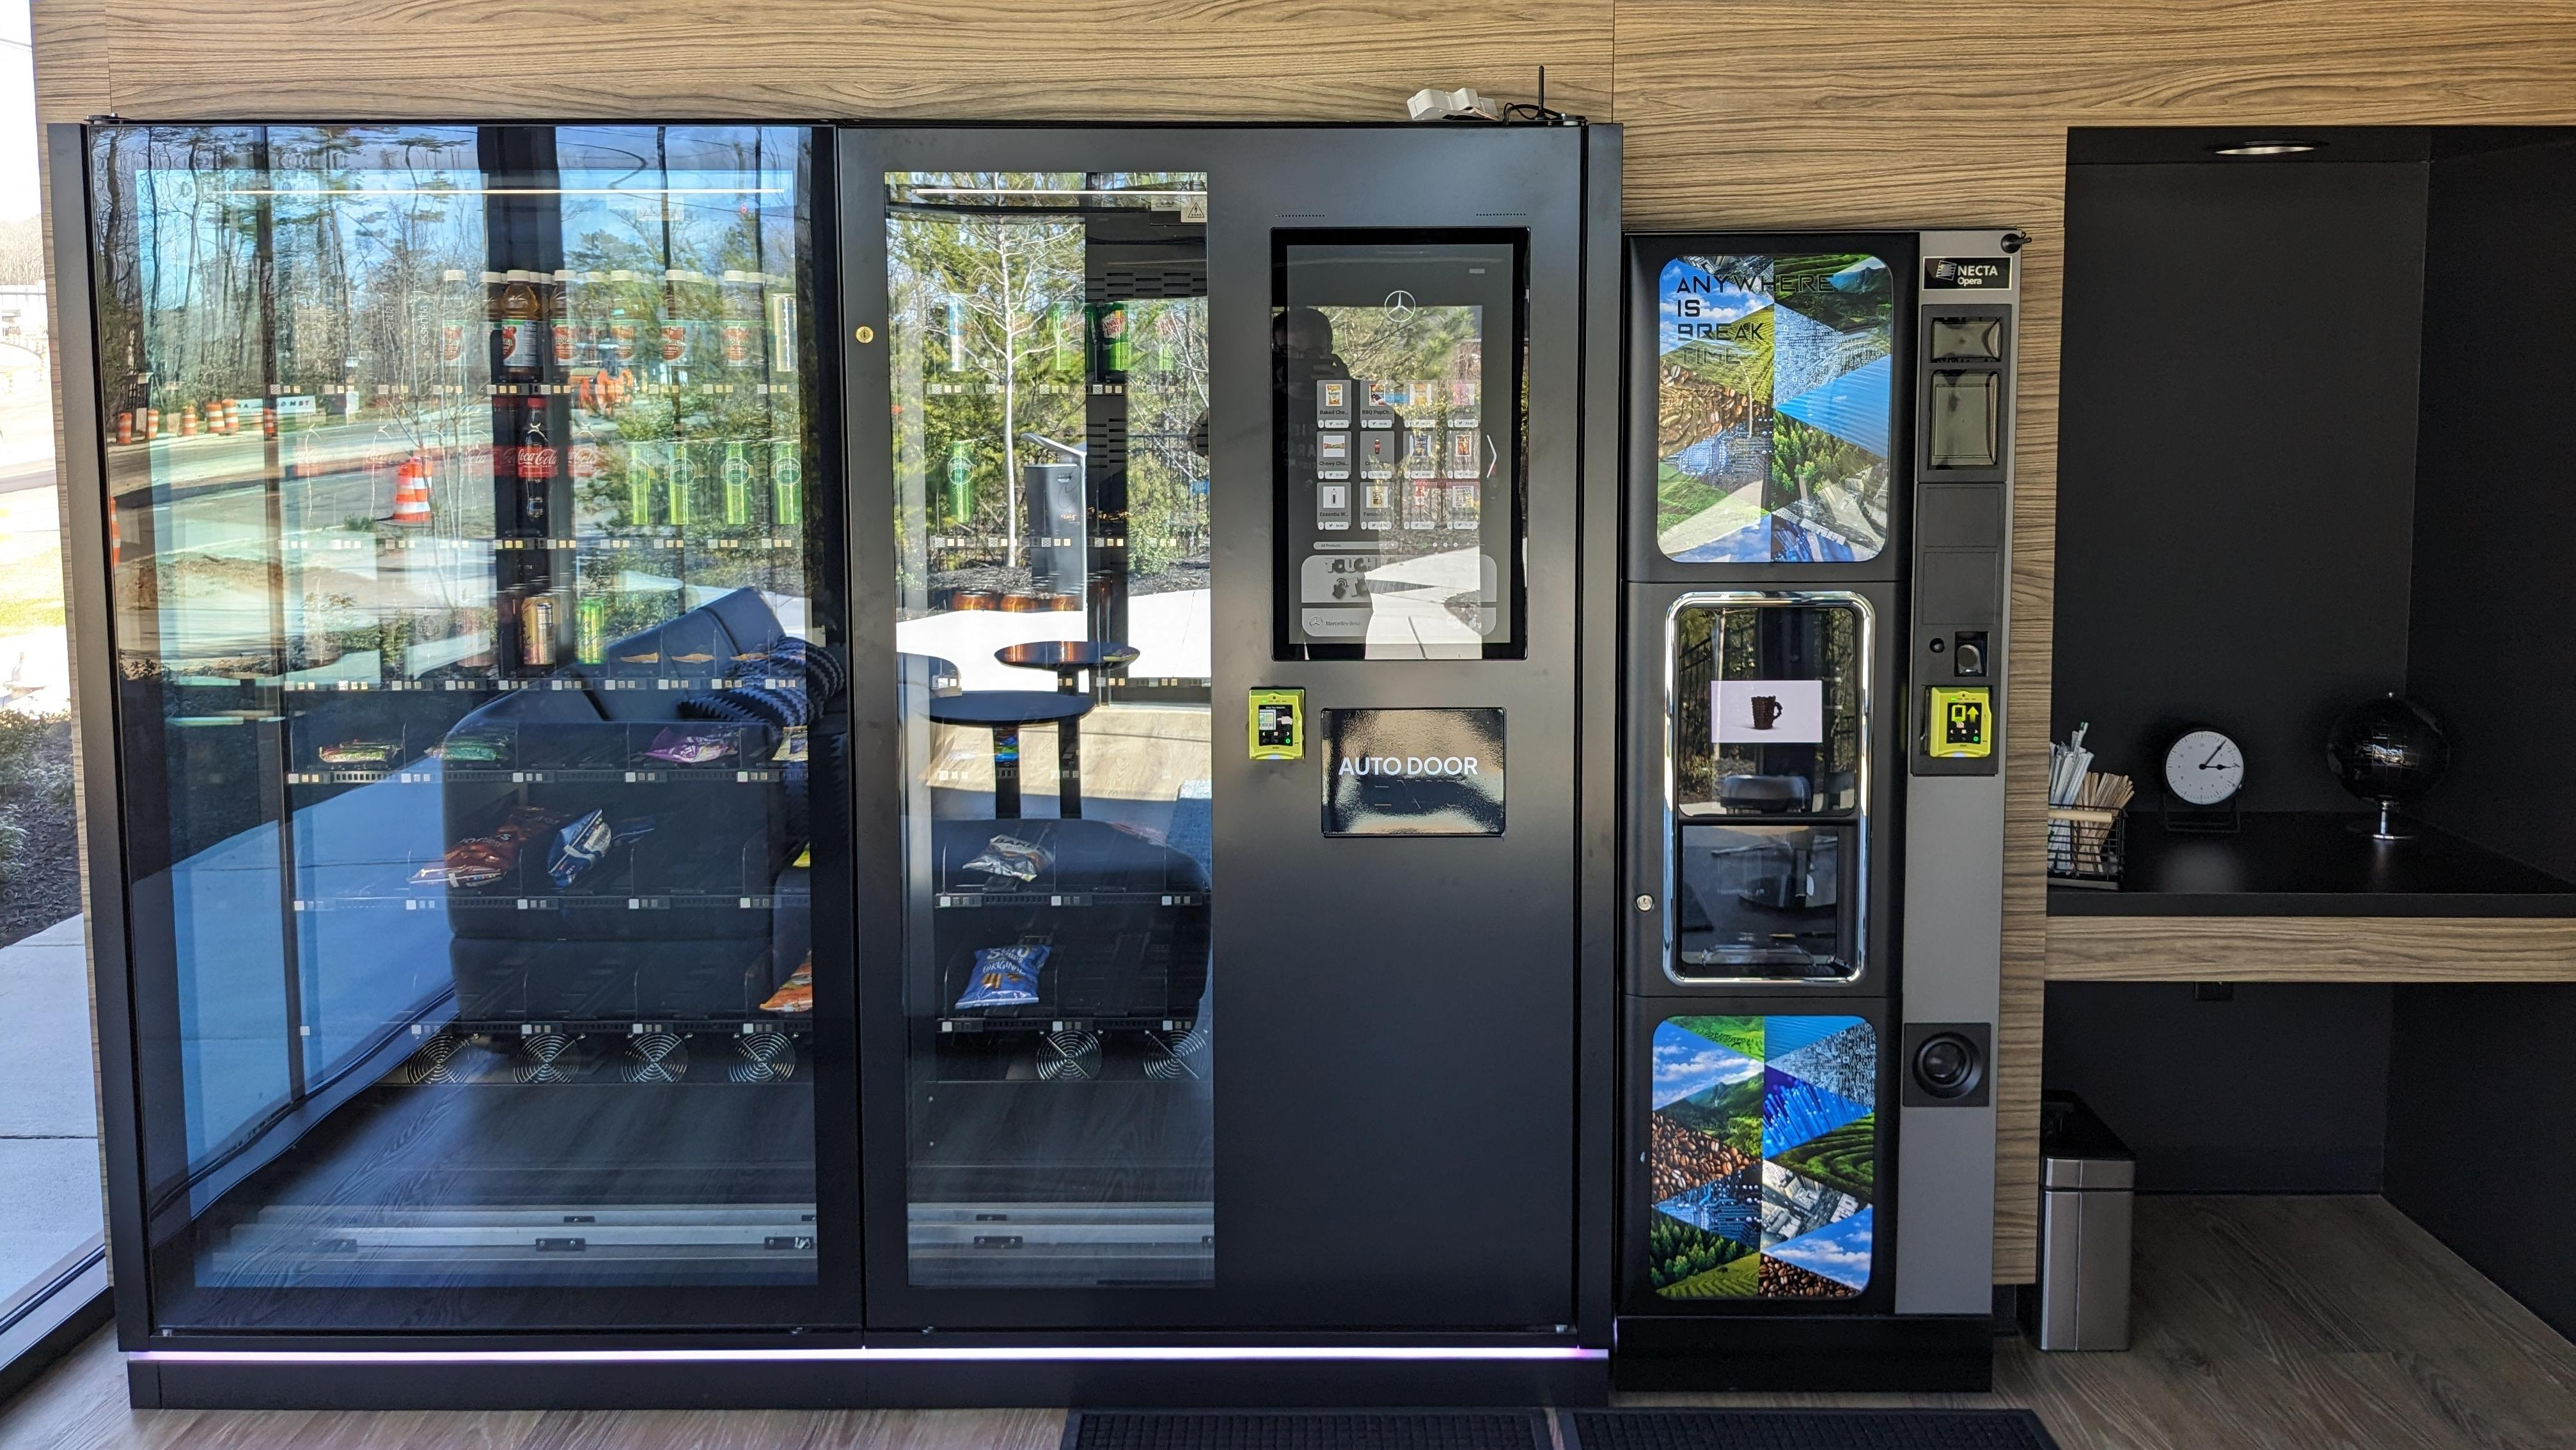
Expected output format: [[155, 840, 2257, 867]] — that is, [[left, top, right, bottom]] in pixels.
[[1617, 231, 2022, 1389]]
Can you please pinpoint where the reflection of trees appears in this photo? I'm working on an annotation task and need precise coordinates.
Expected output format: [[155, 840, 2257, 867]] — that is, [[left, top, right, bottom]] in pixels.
[[1321, 302, 1479, 387], [1124, 296, 1209, 577], [887, 187, 1085, 575]]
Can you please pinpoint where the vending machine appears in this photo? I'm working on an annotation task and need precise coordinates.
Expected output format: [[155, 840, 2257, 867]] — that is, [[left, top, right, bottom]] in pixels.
[[60, 119, 1625, 1408], [1617, 231, 2021, 1389]]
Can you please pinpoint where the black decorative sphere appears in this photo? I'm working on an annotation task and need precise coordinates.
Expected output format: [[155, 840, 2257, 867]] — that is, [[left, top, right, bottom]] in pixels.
[[2326, 695, 2449, 806]]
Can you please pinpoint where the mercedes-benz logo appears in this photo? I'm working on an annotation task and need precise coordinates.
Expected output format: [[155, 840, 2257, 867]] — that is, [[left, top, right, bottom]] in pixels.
[[1383, 289, 1417, 318]]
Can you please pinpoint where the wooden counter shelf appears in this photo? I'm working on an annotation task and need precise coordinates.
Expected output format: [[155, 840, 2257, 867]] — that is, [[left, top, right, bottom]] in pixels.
[[2045, 811, 2576, 983]]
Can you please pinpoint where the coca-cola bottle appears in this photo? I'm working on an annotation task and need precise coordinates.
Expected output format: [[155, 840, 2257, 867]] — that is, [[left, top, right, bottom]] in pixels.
[[517, 398, 556, 527]]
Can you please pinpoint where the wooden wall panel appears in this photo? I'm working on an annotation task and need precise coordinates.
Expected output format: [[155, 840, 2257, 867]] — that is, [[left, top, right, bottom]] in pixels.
[[34, 0, 2576, 1289], [31, 0, 109, 121], [90, 0, 1611, 122]]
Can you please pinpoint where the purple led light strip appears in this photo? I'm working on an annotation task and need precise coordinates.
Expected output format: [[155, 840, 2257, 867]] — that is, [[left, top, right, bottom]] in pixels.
[[134, 1345, 1606, 1366]]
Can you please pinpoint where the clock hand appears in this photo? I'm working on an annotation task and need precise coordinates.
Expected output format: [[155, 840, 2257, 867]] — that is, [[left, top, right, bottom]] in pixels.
[[2201, 742, 2226, 767]]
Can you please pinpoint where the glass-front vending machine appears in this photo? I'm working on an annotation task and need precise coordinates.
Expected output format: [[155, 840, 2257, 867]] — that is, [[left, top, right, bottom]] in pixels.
[[1618, 231, 2020, 1389], [59, 120, 1622, 1408]]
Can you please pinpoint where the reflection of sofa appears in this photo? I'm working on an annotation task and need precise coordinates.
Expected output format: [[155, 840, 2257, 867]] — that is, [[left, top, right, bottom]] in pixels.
[[440, 588, 811, 1022], [931, 818, 1208, 1027]]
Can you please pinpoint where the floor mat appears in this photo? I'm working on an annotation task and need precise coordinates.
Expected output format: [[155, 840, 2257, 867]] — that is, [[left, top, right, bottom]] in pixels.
[[1061, 1410, 1551, 1450], [1559, 1408, 2062, 1450]]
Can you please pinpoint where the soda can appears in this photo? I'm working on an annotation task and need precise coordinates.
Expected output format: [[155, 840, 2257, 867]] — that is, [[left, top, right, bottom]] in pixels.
[[577, 598, 606, 665], [521, 596, 557, 666], [772, 440, 804, 528]]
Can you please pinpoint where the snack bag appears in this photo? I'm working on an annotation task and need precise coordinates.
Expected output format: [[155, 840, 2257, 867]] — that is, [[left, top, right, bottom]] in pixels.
[[760, 958, 814, 1014], [412, 804, 563, 887], [645, 726, 735, 765], [318, 740, 398, 766], [961, 834, 1050, 883], [547, 809, 656, 888], [773, 726, 808, 765], [954, 944, 1048, 1010], [439, 731, 510, 764]]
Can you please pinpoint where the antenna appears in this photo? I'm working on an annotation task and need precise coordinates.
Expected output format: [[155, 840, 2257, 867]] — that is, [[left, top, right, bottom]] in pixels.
[[1538, 66, 1546, 120]]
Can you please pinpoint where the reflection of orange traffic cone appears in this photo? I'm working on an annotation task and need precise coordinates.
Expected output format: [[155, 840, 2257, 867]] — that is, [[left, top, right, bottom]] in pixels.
[[108, 504, 121, 568], [389, 457, 432, 525]]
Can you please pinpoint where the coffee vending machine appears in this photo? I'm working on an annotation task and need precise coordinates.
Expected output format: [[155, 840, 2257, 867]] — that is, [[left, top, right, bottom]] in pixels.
[[1618, 231, 2022, 1389]]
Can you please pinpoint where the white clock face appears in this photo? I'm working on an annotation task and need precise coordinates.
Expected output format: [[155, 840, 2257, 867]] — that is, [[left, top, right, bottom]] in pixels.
[[2164, 729, 2244, 806]]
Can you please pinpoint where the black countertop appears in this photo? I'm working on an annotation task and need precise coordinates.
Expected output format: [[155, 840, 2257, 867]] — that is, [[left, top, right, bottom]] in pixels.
[[2046, 811, 2576, 917]]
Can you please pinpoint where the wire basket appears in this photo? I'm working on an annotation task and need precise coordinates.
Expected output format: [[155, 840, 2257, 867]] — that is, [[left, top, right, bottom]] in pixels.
[[2046, 806, 2126, 889]]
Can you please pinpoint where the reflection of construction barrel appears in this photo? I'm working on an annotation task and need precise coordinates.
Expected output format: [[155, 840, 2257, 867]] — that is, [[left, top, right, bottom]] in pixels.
[[389, 456, 432, 525]]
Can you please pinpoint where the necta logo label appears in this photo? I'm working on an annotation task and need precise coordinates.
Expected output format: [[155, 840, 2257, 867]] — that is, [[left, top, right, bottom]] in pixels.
[[1925, 257, 2012, 290], [1335, 754, 1482, 778]]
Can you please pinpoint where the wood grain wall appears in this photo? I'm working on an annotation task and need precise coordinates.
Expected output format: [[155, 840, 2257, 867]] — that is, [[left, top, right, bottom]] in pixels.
[[33, 0, 2576, 1285]]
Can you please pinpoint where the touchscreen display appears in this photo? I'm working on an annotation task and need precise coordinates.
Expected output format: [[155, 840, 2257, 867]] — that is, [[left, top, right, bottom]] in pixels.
[[1654, 253, 1896, 563]]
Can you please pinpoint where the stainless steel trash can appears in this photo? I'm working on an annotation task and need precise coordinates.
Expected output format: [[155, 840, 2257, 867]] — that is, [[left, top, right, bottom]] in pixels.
[[2034, 1091, 2135, 1350]]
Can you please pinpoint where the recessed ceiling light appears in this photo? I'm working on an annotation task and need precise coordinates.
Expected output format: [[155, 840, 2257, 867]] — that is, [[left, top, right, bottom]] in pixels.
[[2211, 141, 2321, 157]]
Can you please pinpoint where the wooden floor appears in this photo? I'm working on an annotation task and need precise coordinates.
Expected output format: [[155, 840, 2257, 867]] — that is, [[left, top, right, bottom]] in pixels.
[[3, 1197, 2572, 1449]]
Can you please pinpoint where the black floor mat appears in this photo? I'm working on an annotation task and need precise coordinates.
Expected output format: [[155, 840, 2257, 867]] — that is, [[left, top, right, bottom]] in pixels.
[[1559, 1408, 2061, 1450], [1062, 1410, 1550, 1450]]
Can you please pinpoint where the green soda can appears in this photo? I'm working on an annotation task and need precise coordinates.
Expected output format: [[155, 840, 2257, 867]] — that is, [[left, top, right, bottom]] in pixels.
[[668, 444, 695, 527], [722, 440, 751, 527], [945, 438, 973, 525], [625, 442, 657, 527], [772, 440, 803, 531], [577, 596, 606, 665]]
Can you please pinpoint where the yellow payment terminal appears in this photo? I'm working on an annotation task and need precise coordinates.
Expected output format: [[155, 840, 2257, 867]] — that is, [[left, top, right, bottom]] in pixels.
[[1250, 688, 1305, 761], [1927, 687, 1993, 760]]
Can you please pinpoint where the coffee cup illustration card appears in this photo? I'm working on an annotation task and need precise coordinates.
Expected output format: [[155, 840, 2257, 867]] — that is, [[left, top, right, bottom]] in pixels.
[[1713, 679, 1825, 744]]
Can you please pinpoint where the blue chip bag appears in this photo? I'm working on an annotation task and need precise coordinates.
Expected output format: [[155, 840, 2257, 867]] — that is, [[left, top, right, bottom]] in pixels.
[[547, 809, 655, 888], [954, 944, 1048, 1011]]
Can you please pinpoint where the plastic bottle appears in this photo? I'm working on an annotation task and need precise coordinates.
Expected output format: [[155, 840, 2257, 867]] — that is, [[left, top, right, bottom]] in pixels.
[[517, 398, 554, 527], [550, 269, 577, 368], [604, 269, 641, 369], [719, 269, 760, 370], [498, 270, 540, 375]]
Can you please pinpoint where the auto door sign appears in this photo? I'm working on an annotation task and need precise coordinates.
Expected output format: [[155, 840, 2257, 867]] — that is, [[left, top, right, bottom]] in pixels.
[[1321, 708, 1505, 837]]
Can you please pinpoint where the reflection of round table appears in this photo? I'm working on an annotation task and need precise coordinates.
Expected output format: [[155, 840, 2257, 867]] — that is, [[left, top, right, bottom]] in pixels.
[[994, 639, 1139, 694], [926, 690, 1096, 820]]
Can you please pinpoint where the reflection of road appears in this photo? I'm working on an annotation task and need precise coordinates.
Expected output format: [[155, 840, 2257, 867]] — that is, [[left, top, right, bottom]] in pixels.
[[112, 419, 503, 666]]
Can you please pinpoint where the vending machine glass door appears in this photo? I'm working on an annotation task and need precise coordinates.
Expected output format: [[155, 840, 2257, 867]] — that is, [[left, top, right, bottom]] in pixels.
[[878, 169, 1216, 1291], [85, 123, 847, 1331]]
